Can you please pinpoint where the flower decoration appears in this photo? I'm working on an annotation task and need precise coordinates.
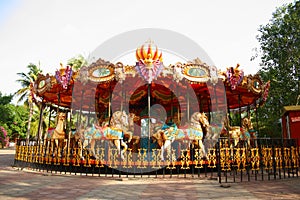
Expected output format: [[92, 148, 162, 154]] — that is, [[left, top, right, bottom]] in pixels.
[[55, 65, 73, 89]]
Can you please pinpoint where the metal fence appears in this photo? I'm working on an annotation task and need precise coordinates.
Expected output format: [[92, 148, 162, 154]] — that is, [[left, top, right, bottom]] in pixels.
[[14, 138, 299, 183]]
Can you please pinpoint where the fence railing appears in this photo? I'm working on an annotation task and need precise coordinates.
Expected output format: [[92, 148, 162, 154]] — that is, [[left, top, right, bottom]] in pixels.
[[14, 138, 299, 183]]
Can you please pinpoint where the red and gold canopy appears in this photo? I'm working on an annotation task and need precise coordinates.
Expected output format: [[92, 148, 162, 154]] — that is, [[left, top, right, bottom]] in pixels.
[[33, 43, 270, 119]]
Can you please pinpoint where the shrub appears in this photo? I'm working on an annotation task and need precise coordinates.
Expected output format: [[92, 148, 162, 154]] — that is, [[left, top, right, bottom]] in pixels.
[[0, 126, 8, 148]]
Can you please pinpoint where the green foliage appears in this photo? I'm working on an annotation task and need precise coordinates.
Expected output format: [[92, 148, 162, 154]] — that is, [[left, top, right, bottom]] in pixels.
[[67, 54, 87, 71], [15, 63, 42, 104], [15, 63, 43, 140], [0, 103, 29, 139], [10, 105, 29, 138], [29, 106, 52, 138], [3, 56, 87, 140], [0, 92, 13, 105], [255, 1, 300, 137], [228, 112, 241, 126]]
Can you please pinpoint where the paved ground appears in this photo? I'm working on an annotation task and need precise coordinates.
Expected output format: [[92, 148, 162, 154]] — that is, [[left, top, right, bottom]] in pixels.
[[1, 147, 300, 200]]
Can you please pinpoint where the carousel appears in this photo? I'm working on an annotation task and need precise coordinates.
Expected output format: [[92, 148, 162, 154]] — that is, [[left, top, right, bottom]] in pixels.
[[15, 41, 299, 180]]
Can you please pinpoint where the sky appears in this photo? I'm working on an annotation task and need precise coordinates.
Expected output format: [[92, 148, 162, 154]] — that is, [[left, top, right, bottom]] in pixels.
[[0, 0, 295, 103]]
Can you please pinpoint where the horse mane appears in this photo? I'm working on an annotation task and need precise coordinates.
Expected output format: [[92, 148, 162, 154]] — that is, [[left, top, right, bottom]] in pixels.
[[198, 113, 209, 140], [110, 111, 127, 128]]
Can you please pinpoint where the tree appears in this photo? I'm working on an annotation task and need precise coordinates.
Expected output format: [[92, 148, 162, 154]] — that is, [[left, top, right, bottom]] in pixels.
[[29, 106, 53, 139], [0, 93, 29, 140], [1, 104, 29, 139], [15, 63, 43, 141], [67, 54, 87, 71], [255, 1, 300, 137], [0, 92, 13, 105]]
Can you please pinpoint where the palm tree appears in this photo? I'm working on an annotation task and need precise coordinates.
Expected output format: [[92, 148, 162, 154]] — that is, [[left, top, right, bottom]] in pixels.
[[15, 63, 42, 141], [30, 106, 54, 139]]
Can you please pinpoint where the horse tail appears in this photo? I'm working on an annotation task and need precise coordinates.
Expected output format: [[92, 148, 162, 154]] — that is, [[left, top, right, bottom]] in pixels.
[[199, 122, 207, 141], [108, 115, 112, 126]]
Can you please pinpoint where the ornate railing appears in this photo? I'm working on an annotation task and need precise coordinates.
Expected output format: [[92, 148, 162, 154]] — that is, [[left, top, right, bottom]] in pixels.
[[14, 138, 299, 183]]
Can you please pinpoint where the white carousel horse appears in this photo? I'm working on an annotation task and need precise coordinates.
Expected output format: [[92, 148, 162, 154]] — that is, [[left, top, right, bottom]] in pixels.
[[177, 112, 210, 158], [83, 111, 134, 160], [151, 112, 209, 161], [44, 112, 67, 156]]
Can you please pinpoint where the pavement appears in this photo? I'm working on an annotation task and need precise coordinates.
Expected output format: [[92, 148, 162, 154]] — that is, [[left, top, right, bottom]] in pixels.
[[1, 147, 300, 200]]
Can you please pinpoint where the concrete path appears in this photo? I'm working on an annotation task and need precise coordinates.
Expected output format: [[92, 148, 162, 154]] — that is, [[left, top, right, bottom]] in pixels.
[[1, 148, 300, 200]]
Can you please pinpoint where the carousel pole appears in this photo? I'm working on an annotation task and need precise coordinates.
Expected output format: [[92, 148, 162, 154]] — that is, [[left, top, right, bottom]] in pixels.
[[200, 95, 203, 112], [48, 107, 52, 129], [57, 92, 61, 115], [226, 99, 230, 125], [78, 90, 84, 126], [238, 94, 241, 126], [247, 104, 250, 118], [177, 108, 180, 125], [95, 87, 99, 120], [255, 103, 260, 137], [109, 85, 112, 119], [121, 80, 124, 112], [184, 80, 191, 157], [226, 97, 231, 143], [68, 106, 73, 160], [176, 83, 180, 125], [120, 80, 125, 159], [208, 97, 211, 123], [213, 83, 219, 123], [186, 80, 190, 121], [55, 92, 61, 157], [88, 97, 92, 125], [147, 83, 151, 157], [171, 92, 174, 122], [56, 92, 64, 143], [214, 83, 219, 108], [37, 102, 46, 143]]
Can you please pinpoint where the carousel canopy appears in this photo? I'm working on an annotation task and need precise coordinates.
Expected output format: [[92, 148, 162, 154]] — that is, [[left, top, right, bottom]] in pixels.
[[32, 42, 270, 118]]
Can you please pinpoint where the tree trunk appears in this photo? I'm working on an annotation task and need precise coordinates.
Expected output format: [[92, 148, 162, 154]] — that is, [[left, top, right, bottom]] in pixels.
[[26, 102, 33, 144]]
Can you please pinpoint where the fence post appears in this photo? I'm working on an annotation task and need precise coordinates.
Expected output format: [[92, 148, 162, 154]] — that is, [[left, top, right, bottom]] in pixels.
[[216, 140, 221, 184], [272, 139, 277, 180]]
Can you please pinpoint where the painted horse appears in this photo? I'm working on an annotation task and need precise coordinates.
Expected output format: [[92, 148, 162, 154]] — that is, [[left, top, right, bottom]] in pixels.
[[220, 115, 257, 148], [240, 116, 257, 147], [218, 116, 243, 147], [44, 112, 67, 156], [206, 113, 228, 142], [84, 111, 134, 160], [126, 113, 140, 150], [151, 112, 209, 161], [69, 124, 86, 158], [177, 112, 210, 157], [151, 121, 179, 161]]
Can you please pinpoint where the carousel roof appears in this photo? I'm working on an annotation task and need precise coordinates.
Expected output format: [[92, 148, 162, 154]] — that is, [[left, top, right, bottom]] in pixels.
[[32, 42, 270, 116]]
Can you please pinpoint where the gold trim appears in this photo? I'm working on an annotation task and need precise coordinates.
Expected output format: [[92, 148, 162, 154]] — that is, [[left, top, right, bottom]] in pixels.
[[248, 75, 263, 94], [34, 74, 54, 95], [182, 64, 210, 82], [88, 64, 115, 82]]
